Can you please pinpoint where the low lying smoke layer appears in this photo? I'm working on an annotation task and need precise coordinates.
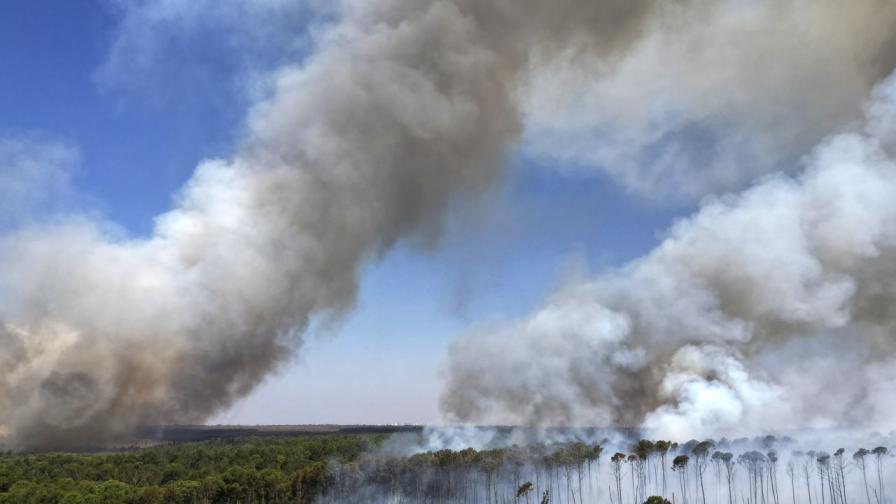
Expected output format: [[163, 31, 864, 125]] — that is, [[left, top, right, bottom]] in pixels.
[[325, 432, 895, 504], [442, 73, 896, 440], [3, 0, 896, 451]]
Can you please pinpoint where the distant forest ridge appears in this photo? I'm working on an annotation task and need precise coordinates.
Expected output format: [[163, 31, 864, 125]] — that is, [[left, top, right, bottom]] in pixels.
[[134, 424, 425, 443]]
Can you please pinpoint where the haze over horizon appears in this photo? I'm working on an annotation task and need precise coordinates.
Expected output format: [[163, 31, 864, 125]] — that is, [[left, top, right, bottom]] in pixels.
[[3, 0, 896, 451]]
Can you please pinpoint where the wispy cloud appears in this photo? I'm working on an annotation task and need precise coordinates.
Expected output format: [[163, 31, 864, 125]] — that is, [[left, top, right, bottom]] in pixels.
[[0, 136, 80, 229]]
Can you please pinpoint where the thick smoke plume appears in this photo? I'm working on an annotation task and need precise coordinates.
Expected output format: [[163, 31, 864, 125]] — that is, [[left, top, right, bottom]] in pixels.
[[0, 0, 660, 450], [523, 0, 896, 199], [442, 73, 896, 440], [3, 0, 896, 451]]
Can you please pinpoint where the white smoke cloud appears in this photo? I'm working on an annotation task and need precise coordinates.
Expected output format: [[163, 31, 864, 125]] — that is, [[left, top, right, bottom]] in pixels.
[[442, 70, 896, 440], [521, 0, 896, 200], [0, 0, 662, 450], [4, 0, 896, 451]]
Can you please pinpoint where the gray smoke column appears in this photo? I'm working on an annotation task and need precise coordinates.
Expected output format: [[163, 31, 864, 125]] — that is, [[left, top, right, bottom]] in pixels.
[[442, 72, 896, 440], [4, 0, 896, 451], [0, 0, 660, 450]]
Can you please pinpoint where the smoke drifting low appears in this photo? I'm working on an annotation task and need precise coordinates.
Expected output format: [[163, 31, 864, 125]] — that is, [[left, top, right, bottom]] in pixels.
[[3, 0, 896, 451], [319, 429, 896, 504], [442, 73, 896, 440]]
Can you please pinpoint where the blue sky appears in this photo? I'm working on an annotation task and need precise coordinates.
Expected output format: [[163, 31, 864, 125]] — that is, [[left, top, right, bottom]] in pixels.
[[0, 1, 686, 424]]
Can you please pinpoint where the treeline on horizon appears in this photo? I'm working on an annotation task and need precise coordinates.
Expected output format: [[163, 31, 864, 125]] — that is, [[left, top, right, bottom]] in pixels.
[[0, 435, 378, 504], [0, 433, 892, 504]]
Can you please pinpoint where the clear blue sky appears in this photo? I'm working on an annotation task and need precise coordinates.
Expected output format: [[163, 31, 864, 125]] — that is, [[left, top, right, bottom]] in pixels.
[[0, 1, 686, 424]]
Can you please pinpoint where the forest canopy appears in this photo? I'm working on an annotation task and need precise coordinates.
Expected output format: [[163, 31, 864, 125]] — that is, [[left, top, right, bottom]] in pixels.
[[0, 432, 891, 504]]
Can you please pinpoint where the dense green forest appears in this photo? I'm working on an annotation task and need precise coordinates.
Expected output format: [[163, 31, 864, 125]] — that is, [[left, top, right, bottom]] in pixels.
[[0, 435, 380, 504], [1, 433, 891, 504]]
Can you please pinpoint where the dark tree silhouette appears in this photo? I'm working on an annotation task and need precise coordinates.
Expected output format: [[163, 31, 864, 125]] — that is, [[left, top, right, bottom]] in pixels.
[[816, 452, 831, 504], [833, 449, 847, 504], [872, 447, 888, 504], [612, 452, 627, 504], [673, 454, 691, 504], [693, 441, 715, 504], [656, 441, 674, 497], [855, 448, 872, 504], [768, 451, 780, 504], [517, 481, 534, 503]]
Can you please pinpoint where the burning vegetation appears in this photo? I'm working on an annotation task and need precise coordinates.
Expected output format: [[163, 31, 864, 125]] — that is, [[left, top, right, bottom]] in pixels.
[[1, 430, 893, 504]]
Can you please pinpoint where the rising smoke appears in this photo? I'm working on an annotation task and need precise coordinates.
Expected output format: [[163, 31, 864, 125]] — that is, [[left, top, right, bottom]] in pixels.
[[522, 0, 896, 199], [0, 0, 661, 450], [442, 72, 896, 440], [2, 0, 896, 451]]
